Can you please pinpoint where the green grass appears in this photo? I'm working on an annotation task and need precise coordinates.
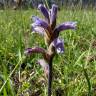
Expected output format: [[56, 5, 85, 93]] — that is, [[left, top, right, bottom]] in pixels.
[[0, 9, 96, 96]]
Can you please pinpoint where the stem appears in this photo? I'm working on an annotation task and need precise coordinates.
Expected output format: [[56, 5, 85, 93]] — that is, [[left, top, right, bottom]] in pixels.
[[48, 57, 53, 96]]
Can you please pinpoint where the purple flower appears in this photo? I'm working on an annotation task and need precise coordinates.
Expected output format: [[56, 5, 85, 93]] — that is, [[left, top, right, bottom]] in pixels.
[[26, 4, 77, 58], [31, 4, 76, 47], [54, 22, 77, 33], [32, 16, 49, 30], [31, 16, 52, 37], [48, 38, 64, 54], [52, 38, 64, 54]]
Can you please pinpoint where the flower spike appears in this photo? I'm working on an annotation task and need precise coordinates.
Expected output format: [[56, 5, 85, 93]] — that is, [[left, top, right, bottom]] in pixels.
[[27, 4, 77, 96]]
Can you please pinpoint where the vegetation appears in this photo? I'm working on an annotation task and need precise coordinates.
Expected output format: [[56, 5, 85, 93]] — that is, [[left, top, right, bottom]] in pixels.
[[0, 8, 96, 96]]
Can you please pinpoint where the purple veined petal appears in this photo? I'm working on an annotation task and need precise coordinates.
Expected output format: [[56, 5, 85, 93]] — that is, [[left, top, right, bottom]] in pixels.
[[50, 4, 58, 30], [38, 4, 49, 22], [32, 23, 51, 38], [24, 47, 46, 55], [54, 21, 77, 33], [31, 16, 52, 35], [31, 16, 52, 37], [52, 38, 64, 54], [32, 16, 49, 29]]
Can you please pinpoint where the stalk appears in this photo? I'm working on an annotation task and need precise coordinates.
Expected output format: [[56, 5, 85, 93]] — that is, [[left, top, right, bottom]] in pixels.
[[48, 57, 53, 96]]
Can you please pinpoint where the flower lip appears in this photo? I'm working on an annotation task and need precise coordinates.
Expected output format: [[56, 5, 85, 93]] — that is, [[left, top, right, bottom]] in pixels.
[[52, 38, 64, 54]]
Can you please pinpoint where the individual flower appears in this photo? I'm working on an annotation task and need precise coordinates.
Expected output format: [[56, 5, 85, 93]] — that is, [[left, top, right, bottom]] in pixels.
[[51, 38, 64, 54], [25, 47, 50, 61]]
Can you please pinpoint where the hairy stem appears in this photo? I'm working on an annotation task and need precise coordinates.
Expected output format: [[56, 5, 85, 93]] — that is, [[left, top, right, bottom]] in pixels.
[[48, 57, 53, 96]]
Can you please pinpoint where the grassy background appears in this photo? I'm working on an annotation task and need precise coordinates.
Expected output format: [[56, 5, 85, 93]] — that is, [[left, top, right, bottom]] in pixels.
[[0, 9, 96, 96]]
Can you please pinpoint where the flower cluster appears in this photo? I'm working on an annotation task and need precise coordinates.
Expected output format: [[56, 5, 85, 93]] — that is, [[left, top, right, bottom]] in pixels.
[[25, 4, 76, 75]]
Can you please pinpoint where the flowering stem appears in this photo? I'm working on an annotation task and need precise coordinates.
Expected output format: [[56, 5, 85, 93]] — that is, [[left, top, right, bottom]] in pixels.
[[48, 57, 53, 96]]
